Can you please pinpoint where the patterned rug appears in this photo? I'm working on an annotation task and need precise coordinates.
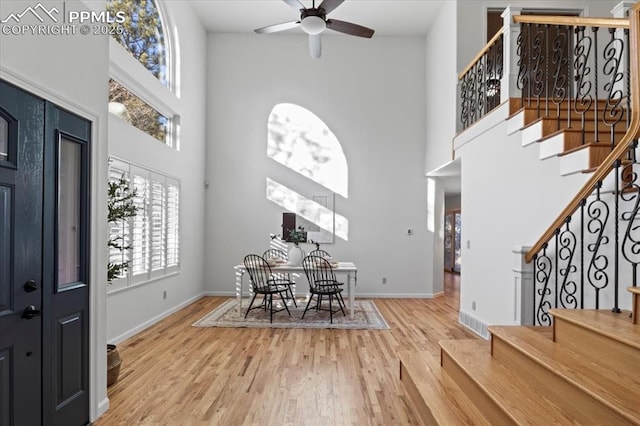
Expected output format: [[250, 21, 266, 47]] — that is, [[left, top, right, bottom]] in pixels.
[[192, 298, 390, 330]]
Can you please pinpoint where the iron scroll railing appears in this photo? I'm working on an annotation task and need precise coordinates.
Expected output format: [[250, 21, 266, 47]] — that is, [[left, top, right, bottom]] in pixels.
[[515, 16, 631, 148], [459, 29, 504, 130], [519, 7, 640, 325]]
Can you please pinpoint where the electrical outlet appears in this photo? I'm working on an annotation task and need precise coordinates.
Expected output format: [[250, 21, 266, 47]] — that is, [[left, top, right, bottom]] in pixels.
[[163, 290, 167, 300], [406, 228, 413, 236], [382, 277, 387, 284], [467, 240, 471, 249], [472, 301, 476, 311]]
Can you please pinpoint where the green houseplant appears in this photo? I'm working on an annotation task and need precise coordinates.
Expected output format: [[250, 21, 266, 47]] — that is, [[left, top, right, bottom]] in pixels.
[[107, 174, 138, 282], [106, 174, 137, 386]]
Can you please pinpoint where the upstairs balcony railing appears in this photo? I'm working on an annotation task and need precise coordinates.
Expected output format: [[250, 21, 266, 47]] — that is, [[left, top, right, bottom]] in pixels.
[[459, 29, 504, 130]]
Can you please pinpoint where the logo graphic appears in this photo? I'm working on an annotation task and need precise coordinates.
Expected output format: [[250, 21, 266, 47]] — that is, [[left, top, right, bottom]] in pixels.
[[1, 3, 59, 24]]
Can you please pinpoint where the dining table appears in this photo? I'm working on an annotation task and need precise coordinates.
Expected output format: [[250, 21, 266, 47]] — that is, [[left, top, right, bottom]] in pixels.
[[234, 261, 358, 319]]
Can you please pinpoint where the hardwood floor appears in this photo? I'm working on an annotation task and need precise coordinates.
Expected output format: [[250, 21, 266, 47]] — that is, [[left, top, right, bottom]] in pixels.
[[96, 273, 477, 425]]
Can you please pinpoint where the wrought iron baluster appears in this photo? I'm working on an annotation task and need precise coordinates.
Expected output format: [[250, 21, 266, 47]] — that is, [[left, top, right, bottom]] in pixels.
[[477, 58, 485, 119], [603, 27, 625, 149], [469, 64, 477, 125], [587, 181, 609, 309], [552, 24, 568, 131], [460, 74, 469, 129], [593, 27, 600, 144], [614, 159, 621, 313], [574, 26, 593, 146], [534, 245, 553, 326], [516, 23, 530, 107], [532, 24, 545, 117], [567, 25, 573, 129], [625, 28, 631, 132], [580, 198, 586, 308], [555, 228, 559, 309], [558, 218, 578, 309], [621, 147, 640, 291]]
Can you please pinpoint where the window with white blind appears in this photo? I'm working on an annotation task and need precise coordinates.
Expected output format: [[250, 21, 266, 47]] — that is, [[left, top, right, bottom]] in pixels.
[[108, 158, 180, 291]]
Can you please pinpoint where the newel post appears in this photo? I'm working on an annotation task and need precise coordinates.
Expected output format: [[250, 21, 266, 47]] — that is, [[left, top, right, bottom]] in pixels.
[[501, 6, 523, 104], [513, 245, 534, 325]]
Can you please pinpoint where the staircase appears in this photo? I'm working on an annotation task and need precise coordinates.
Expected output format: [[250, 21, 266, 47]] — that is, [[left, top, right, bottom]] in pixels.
[[507, 98, 631, 176], [399, 289, 640, 424]]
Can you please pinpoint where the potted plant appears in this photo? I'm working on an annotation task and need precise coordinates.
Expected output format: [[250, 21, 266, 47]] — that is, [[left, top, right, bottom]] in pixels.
[[287, 226, 307, 265], [106, 174, 138, 386]]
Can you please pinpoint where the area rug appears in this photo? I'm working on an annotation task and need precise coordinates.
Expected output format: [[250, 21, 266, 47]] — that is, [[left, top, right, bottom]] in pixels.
[[192, 298, 390, 330]]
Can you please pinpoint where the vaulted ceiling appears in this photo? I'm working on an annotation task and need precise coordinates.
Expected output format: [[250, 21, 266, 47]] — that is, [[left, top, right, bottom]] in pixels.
[[190, 0, 446, 36]]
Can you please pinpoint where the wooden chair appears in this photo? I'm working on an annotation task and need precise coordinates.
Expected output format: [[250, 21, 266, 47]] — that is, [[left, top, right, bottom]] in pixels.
[[308, 248, 332, 259], [262, 248, 297, 307], [301, 255, 345, 324], [243, 254, 292, 322]]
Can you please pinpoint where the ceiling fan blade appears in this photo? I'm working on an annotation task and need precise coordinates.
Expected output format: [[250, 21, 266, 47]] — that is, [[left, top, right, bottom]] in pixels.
[[254, 20, 300, 34], [326, 19, 375, 38], [318, 0, 344, 14], [309, 34, 322, 59], [283, 0, 306, 12]]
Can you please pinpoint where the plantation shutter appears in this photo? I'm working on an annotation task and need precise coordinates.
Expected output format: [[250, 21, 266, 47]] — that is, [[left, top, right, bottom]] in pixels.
[[166, 179, 180, 269], [150, 173, 166, 273], [131, 168, 150, 282]]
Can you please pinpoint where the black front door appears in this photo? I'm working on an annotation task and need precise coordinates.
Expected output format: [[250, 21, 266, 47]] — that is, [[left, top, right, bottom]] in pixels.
[[0, 80, 90, 426]]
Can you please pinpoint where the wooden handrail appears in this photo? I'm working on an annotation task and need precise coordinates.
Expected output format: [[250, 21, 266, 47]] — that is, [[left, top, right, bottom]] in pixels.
[[458, 28, 504, 80], [525, 3, 640, 263], [513, 14, 629, 29]]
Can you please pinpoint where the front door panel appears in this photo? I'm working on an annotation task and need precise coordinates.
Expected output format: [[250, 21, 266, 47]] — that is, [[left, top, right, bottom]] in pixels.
[[0, 80, 45, 426]]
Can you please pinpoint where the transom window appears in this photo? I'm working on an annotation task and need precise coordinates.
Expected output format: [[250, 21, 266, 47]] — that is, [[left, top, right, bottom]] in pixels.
[[108, 79, 172, 146]]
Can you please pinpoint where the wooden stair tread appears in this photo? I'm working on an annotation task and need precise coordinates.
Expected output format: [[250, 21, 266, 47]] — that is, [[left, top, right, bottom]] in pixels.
[[489, 326, 640, 421], [550, 309, 640, 350], [398, 350, 490, 425], [629, 286, 640, 295], [440, 339, 576, 424]]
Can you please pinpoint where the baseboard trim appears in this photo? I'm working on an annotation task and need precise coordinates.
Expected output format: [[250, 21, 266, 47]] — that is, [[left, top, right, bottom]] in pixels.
[[109, 292, 205, 345], [96, 397, 110, 420], [459, 310, 490, 339]]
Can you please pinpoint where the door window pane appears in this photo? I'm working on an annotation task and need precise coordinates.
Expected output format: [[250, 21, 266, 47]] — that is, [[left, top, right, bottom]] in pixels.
[[0, 116, 8, 161], [57, 137, 82, 285], [0, 186, 10, 309]]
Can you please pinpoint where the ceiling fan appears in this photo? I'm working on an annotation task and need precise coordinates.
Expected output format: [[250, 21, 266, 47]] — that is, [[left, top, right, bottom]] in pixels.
[[254, 0, 375, 59]]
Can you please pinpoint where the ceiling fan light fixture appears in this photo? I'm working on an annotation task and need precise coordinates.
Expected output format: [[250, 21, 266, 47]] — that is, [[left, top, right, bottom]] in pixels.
[[301, 16, 326, 34]]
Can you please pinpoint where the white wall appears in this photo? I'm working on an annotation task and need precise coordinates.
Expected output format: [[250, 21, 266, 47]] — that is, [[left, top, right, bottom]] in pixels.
[[206, 33, 436, 297], [106, 2, 207, 343], [425, 0, 458, 173], [457, 119, 588, 326], [0, 0, 109, 419]]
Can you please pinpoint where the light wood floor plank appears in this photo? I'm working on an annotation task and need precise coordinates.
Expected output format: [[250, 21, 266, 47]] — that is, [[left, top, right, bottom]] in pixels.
[[96, 273, 476, 425]]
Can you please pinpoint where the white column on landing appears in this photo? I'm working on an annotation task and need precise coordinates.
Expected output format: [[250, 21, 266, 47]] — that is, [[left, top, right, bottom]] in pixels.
[[501, 6, 523, 104], [513, 245, 534, 325]]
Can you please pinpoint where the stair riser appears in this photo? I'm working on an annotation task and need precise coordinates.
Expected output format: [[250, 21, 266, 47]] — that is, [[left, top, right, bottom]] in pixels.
[[399, 361, 435, 426], [553, 317, 640, 384], [440, 350, 516, 426], [491, 336, 633, 425]]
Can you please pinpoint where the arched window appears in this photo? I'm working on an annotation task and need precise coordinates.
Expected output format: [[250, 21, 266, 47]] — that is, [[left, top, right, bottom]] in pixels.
[[107, 0, 170, 88]]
